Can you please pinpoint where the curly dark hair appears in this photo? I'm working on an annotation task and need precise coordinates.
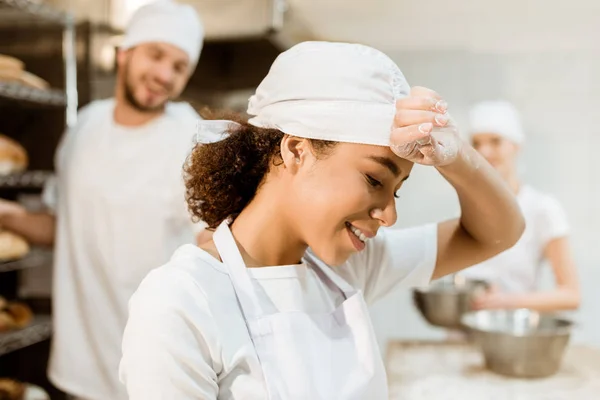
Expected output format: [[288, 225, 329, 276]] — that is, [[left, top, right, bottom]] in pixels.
[[184, 110, 336, 229]]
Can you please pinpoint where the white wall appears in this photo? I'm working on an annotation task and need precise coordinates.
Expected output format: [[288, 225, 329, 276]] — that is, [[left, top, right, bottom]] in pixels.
[[319, 3, 600, 351]]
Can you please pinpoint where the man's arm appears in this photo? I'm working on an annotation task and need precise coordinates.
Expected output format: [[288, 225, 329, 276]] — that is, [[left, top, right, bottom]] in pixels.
[[0, 199, 56, 247]]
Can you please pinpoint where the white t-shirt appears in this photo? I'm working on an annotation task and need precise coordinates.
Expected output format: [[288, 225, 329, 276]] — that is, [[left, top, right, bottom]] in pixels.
[[44, 99, 204, 400], [459, 185, 569, 292], [119, 224, 438, 400]]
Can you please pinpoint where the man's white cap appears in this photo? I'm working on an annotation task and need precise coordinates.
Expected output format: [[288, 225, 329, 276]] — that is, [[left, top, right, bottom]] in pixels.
[[246, 41, 410, 147], [121, 0, 204, 67], [468, 100, 525, 144]]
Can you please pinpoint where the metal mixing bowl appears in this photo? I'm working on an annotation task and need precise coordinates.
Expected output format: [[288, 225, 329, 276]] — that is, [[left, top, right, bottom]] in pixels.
[[413, 278, 489, 330], [461, 309, 574, 378]]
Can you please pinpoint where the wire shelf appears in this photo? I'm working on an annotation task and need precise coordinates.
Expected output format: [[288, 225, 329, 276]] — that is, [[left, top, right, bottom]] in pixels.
[[0, 0, 70, 26], [0, 82, 67, 106], [0, 171, 52, 189], [0, 248, 52, 273], [0, 315, 52, 356]]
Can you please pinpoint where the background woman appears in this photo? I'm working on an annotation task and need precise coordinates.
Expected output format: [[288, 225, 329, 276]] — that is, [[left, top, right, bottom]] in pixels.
[[461, 100, 580, 311]]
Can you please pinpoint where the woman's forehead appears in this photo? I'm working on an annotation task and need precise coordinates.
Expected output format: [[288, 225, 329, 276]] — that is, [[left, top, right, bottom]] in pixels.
[[472, 132, 504, 140], [335, 142, 413, 175]]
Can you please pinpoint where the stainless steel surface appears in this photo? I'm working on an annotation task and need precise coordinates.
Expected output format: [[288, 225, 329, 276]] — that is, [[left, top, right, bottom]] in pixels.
[[413, 279, 489, 329], [461, 309, 573, 378]]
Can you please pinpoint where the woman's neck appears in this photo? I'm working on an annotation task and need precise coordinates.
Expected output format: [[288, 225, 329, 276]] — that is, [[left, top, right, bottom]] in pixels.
[[230, 186, 307, 267]]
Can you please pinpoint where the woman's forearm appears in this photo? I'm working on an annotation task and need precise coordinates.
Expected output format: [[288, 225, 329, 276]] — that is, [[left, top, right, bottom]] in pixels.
[[436, 144, 525, 250], [502, 289, 580, 311]]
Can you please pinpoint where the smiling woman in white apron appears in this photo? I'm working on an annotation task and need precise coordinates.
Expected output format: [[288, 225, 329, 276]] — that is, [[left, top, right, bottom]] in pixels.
[[119, 42, 525, 399], [458, 101, 580, 311]]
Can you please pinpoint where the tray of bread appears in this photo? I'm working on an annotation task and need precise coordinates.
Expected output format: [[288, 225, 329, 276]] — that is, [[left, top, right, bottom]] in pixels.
[[0, 134, 27, 177], [0, 378, 50, 400], [0, 298, 50, 356], [0, 54, 65, 106], [0, 247, 49, 273], [0, 297, 33, 333]]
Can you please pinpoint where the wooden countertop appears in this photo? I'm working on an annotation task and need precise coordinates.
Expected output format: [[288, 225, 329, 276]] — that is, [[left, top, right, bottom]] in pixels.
[[385, 340, 600, 400]]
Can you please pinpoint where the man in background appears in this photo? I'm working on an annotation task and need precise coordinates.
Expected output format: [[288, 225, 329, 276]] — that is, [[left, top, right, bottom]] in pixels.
[[0, 1, 207, 398]]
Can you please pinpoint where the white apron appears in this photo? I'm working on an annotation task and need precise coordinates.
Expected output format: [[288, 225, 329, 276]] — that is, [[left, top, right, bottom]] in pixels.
[[213, 221, 388, 400]]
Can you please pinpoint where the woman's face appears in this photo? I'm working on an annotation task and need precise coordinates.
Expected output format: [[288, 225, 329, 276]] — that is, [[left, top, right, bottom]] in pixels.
[[471, 133, 519, 176], [284, 141, 413, 266]]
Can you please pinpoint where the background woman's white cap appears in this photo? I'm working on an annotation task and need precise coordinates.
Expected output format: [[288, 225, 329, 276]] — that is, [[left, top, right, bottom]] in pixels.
[[120, 0, 204, 67], [246, 41, 411, 147], [468, 100, 525, 144]]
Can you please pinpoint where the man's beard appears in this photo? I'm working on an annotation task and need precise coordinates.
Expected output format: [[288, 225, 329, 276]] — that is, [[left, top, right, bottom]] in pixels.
[[122, 61, 169, 113]]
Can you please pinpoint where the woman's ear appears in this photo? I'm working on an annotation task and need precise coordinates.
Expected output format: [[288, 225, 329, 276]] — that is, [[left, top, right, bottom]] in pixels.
[[280, 136, 311, 171]]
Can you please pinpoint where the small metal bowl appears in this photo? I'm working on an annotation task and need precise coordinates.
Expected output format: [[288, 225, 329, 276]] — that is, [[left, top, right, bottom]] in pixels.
[[461, 309, 574, 378], [413, 278, 489, 330]]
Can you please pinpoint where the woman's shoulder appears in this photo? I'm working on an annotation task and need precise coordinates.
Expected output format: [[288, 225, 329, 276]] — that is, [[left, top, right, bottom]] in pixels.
[[132, 244, 232, 312]]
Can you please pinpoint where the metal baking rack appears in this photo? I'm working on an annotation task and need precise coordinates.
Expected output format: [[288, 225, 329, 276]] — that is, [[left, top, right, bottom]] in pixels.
[[0, 315, 52, 356], [0, 247, 52, 273], [0, 82, 67, 106], [0, 0, 78, 125], [0, 0, 69, 26], [0, 170, 52, 189], [0, 0, 77, 385]]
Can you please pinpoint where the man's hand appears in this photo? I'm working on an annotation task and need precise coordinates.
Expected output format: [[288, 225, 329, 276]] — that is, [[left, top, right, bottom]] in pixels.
[[0, 199, 26, 229]]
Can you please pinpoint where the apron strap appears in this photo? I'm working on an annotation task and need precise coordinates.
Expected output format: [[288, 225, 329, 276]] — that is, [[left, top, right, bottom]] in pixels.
[[303, 250, 357, 298], [213, 221, 264, 319]]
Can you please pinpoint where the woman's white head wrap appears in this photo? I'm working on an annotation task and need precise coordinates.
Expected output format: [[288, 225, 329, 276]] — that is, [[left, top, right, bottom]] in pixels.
[[468, 100, 525, 144], [121, 0, 204, 67], [196, 41, 410, 146]]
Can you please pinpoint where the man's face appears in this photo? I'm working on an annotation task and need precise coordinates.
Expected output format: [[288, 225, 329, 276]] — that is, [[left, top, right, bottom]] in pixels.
[[117, 42, 193, 112]]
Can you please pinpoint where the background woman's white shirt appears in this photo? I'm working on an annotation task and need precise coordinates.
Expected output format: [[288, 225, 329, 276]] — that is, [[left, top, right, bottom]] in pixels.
[[119, 224, 437, 399], [459, 185, 569, 292]]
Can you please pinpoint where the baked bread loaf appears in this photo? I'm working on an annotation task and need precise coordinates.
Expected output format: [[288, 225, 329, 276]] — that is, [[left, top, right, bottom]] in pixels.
[[0, 69, 21, 83], [0, 379, 25, 400], [0, 55, 24, 71], [5, 303, 33, 329], [0, 135, 28, 176], [0, 298, 33, 332], [17, 71, 49, 91], [0, 231, 30, 261], [0, 55, 24, 84]]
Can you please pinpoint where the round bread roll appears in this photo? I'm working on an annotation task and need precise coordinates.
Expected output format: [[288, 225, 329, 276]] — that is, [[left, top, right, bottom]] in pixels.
[[0, 312, 13, 333], [5, 303, 33, 329], [0, 378, 25, 400], [0, 135, 28, 176], [18, 71, 49, 91], [0, 68, 21, 83], [0, 230, 30, 261], [0, 55, 25, 71]]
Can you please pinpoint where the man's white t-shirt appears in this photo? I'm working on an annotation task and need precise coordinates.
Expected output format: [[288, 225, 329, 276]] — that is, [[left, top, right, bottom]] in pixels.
[[459, 185, 569, 292], [119, 224, 438, 399], [43, 98, 203, 400]]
